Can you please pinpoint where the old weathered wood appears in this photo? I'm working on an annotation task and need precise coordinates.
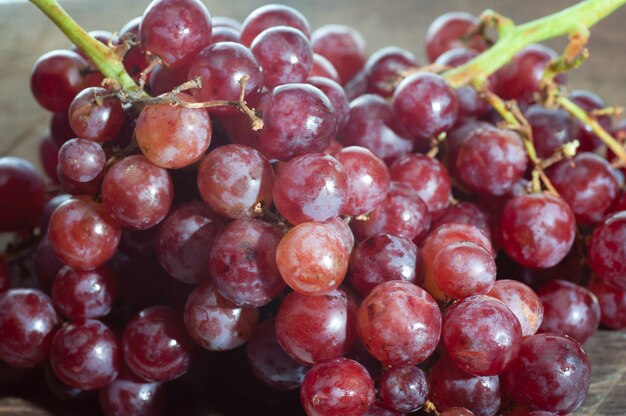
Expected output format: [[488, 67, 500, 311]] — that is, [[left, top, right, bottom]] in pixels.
[[2, 0, 626, 414]]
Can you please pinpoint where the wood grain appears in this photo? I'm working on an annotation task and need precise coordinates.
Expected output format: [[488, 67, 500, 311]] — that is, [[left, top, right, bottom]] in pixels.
[[1, 0, 626, 414]]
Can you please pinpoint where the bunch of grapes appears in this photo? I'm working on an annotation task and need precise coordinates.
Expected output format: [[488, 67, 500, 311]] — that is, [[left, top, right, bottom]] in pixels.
[[2, 0, 626, 414]]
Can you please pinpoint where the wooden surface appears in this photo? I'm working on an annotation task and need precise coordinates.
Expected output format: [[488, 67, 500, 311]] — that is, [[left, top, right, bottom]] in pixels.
[[2, 0, 626, 415]]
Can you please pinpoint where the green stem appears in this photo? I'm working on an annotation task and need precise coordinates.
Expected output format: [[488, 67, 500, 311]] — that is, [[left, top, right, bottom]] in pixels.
[[444, 0, 626, 87], [29, 0, 138, 92]]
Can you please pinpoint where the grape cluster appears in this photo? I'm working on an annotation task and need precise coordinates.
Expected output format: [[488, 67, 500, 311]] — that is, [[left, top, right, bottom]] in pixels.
[[1, 1, 625, 415]]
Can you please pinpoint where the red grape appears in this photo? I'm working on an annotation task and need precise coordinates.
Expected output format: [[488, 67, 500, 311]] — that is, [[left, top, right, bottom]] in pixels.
[[486, 279, 543, 336], [311, 24, 367, 84], [364, 46, 418, 97], [57, 138, 106, 183], [99, 365, 167, 416], [425, 12, 485, 62], [379, 365, 429, 413], [240, 4, 310, 47], [52, 265, 116, 320], [68, 87, 125, 142], [588, 278, 626, 329], [0, 157, 46, 232]]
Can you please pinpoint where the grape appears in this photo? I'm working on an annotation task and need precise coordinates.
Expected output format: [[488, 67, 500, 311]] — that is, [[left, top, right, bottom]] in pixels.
[[30, 50, 90, 112], [246, 318, 308, 391], [389, 154, 452, 213], [34, 235, 65, 292], [364, 46, 418, 97], [276, 221, 349, 295], [197, 144, 274, 219], [525, 105, 576, 159], [99, 365, 167, 416], [326, 217, 355, 255], [135, 93, 212, 169], [123, 305, 195, 381], [213, 16, 242, 30], [306, 76, 350, 129], [188, 41, 263, 114], [443, 295, 522, 376], [300, 357, 375, 416], [503, 333, 591, 414], [56, 163, 103, 196], [433, 241, 496, 299], [44, 364, 93, 402], [210, 26, 241, 43], [339, 94, 413, 164], [140, 0, 212, 67], [209, 218, 285, 307], [430, 202, 492, 242], [547, 152, 620, 225], [147, 63, 189, 96], [364, 403, 404, 416], [588, 278, 626, 329], [50, 111, 75, 147], [310, 53, 341, 82], [429, 356, 500, 416], [311, 24, 367, 84], [39, 134, 60, 183], [486, 280, 543, 336], [101, 155, 174, 230], [183, 282, 259, 351], [425, 12, 485, 62], [334, 146, 390, 216], [537, 280, 600, 344], [0, 289, 59, 368], [455, 124, 528, 196], [57, 138, 106, 183], [68, 87, 125, 142], [0, 157, 46, 232], [273, 153, 348, 225], [116, 17, 151, 83], [392, 72, 458, 140], [379, 365, 429, 413], [155, 201, 223, 284], [240, 4, 310, 47], [50, 319, 120, 390], [48, 197, 121, 270], [52, 265, 116, 320], [251, 26, 313, 88], [588, 211, 626, 290], [569, 89, 612, 152], [500, 193, 576, 269], [349, 233, 421, 297], [259, 83, 338, 161], [357, 280, 441, 366]]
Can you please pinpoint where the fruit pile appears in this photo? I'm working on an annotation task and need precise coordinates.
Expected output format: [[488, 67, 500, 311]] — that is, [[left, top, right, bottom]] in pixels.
[[1, 0, 626, 415]]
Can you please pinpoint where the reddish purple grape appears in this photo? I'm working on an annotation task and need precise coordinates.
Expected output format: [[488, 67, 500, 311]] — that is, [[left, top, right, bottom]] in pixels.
[[50, 111, 75, 147], [57, 138, 106, 183], [210, 218, 285, 307], [310, 53, 341, 82], [334, 146, 390, 216], [44, 364, 92, 402], [251, 26, 313, 88], [429, 356, 501, 416], [123, 305, 195, 381], [155, 201, 224, 284], [364, 403, 404, 416], [455, 124, 528, 196], [433, 241, 496, 299], [276, 222, 349, 295], [210, 26, 241, 43], [430, 202, 492, 242], [52, 265, 116, 320], [276, 288, 356, 365], [525, 105, 576, 159], [301, 357, 375, 416], [588, 211, 626, 290], [240, 4, 310, 47], [503, 333, 591, 414], [0, 157, 46, 232], [364, 46, 418, 97], [349, 233, 422, 298], [307, 76, 350, 129], [99, 365, 167, 416], [48, 197, 121, 270], [486, 280, 543, 337], [213, 16, 241, 30], [588, 278, 626, 329], [50, 319, 120, 390], [538, 280, 600, 344], [443, 295, 522, 376], [547, 152, 620, 225], [379, 365, 429, 413], [499, 193, 576, 269], [30, 50, 90, 112], [101, 155, 174, 230], [357, 281, 441, 366], [311, 24, 366, 84], [188, 41, 262, 114], [339, 94, 413, 164], [0, 289, 59, 367], [147, 63, 189, 96], [392, 72, 458, 139], [140, 0, 212, 67], [425, 12, 485, 62], [39, 134, 60, 183], [273, 153, 348, 224], [68, 87, 125, 142], [246, 318, 308, 391], [570, 89, 611, 153], [135, 93, 212, 169], [326, 216, 355, 255], [197, 144, 274, 219], [183, 282, 258, 351], [259, 83, 338, 161], [116, 17, 151, 83]]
